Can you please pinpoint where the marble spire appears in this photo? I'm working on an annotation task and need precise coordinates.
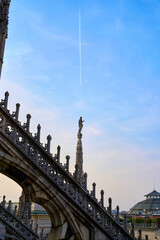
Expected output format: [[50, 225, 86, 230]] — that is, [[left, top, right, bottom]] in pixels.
[[74, 117, 84, 183]]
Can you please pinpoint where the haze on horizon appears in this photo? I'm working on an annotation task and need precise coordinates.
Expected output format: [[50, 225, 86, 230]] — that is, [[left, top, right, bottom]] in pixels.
[[0, 0, 160, 211]]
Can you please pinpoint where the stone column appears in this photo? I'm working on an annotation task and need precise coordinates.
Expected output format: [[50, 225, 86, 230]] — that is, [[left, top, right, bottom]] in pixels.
[[0, 0, 11, 78]]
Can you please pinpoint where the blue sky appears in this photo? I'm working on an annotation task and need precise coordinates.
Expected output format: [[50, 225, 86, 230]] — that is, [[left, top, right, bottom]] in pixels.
[[0, 0, 160, 210]]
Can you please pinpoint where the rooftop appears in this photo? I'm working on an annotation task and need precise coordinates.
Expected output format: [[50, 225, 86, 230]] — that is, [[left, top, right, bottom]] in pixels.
[[128, 190, 160, 215], [144, 190, 160, 199]]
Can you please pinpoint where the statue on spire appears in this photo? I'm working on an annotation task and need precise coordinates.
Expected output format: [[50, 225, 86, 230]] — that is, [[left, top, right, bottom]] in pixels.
[[78, 116, 84, 139], [74, 117, 87, 189]]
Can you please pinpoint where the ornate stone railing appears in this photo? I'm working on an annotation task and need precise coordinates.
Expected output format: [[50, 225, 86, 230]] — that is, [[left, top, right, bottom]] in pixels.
[[0, 92, 135, 240], [0, 196, 39, 240]]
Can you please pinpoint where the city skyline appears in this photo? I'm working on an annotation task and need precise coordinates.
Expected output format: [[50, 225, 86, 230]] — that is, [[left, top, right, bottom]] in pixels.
[[0, 0, 160, 211]]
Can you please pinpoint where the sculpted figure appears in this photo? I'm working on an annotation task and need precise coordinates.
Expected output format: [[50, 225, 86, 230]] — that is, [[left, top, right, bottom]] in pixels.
[[78, 117, 84, 134]]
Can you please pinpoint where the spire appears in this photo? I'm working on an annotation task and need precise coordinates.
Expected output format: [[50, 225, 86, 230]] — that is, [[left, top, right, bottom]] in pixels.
[[0, 0, 11, 78], [74, 117, 84, 183]]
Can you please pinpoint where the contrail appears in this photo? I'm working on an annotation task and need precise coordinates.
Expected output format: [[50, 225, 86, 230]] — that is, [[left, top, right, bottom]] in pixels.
[[79, 8, 82, 86]]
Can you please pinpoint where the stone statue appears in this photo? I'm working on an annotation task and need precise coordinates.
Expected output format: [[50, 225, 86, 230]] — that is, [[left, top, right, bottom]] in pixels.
[[78, 117, 84, 139]]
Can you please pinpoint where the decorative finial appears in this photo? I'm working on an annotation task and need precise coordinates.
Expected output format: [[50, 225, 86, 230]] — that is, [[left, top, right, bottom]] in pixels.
[[46, 135, 52, 153], [100, 190, 104, 207], [57, 145, 61, 162], [23, 114, 31, 132], [91, 182, 96, 198], [65, 155, 70, 172], [15, 103, 20, 120], [7, 200, 11, 212], [153, 182, 156, 191], [2, 195, 6, 207], [108, 197, 112, 215], [36, 124, 41, 142], [116, 205, 119, 222], [3, 91, 9, 109], [12, 103, 20, 120], [13, 205, 17, 215]]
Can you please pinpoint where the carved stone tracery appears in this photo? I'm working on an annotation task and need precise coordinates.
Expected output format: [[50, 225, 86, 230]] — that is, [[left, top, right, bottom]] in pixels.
[[0, 196, 39, 240]]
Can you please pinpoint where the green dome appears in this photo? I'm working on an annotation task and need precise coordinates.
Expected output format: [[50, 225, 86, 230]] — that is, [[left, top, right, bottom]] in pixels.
[[128, 190, 160, 215]]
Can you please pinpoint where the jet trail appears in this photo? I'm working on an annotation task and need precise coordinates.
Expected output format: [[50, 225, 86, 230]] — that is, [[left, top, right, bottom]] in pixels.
[[79, 8, 82, 86]]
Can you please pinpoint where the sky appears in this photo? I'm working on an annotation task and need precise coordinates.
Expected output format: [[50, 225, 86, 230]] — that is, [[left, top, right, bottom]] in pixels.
[[0, 0, 160, 211]]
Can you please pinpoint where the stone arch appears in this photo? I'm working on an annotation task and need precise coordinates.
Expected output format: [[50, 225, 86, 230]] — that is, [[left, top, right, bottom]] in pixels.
[[0, 139, 84, 240]]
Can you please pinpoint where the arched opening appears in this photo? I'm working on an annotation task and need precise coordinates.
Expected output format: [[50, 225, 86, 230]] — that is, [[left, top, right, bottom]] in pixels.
[[0, 143, 84, 240], [0, 173, 81, 240], [31, 202, 51, 238], [0, 174, 52, 239]]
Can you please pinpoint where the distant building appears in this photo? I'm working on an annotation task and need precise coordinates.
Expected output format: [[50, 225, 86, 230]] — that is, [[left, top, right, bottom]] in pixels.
[[127, 190, 160, 239], [31, 203, 51, 236], [128, 190, 160, 215]]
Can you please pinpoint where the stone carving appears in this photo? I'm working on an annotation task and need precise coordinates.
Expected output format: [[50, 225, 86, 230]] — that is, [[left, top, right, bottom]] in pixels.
[[74, 117, 86, 187], [78, 116, 84, 139], [0, 196, 39, 240], [0, 92, 135, 240], [0, 223, 6, 239], [0, 1, 11, 78], [0, 0, 11, 38], [19, 191, 31, 221]]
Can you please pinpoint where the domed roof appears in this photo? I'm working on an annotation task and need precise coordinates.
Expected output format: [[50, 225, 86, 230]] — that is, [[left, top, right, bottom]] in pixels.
[[144, 190, 160, 198], [128, 190, 160, 215]]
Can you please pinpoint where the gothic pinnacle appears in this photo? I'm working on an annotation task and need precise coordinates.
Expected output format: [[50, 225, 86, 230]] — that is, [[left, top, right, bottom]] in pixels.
[[74, 117, 84, 183], [0, 0, 11, 78]]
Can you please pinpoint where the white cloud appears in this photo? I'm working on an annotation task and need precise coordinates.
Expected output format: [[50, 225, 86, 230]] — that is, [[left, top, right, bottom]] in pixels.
[[82, 134, 160, 210], [5, 44, 32, 58], [86, 126, 102, 136], [75, 100, 86, 110]]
